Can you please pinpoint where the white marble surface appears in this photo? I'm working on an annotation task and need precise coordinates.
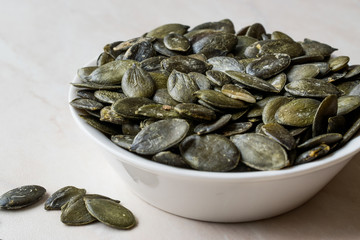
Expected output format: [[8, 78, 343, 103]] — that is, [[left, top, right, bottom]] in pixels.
[[1, 0, 360, 239]]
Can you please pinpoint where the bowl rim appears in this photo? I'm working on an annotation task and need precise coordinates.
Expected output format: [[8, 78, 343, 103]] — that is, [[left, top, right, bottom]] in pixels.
[[68, 58, 360, 182]]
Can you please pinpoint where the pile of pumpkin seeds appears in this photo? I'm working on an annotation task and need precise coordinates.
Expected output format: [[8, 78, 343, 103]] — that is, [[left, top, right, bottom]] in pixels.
[[70, 19, 360, 172], [0, 185, 136, 230]]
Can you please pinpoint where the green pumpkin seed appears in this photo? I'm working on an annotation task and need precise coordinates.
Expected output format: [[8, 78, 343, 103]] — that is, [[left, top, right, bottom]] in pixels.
[[152, 88, 179, 106], [112, 97, 154, 119], [297, 133, 342, 149], [121, 64, 156, 98], [80, 115, 120, 135], [97, 52, 115, 66], [246, 96, 277, 118], [111, 135, 135, 150], [153, 39, 178, 57], [192, 32, 238, 57], [84, 198, 136, 230], [245, 23, 266, 40], [149, 70, 169, 89], [152, 151, 188, 168], [275, 98, 320, 127], [167, 70, 199, 103], [0, 185, 46, 210], [194, 89, 248, 109], [295, 144, 330, 165], [174, 103, 216, 121], [286, 64, 320, 82], [344, 65, 360, 79], [225, 71, 279, 93], [262, 96, 293, 124], [258, 39, 304, 58], [130, 118, 189, 155], [70, 98, 104, 111], [312, 95, 338, 137], [284, 78, 340, 97], [61, 195, 96, 226], [45, 186, 86, 210], [100, 106, 127, 125], [140, 56, 167, 72], [180, 134, 240, 171], [190, 19, 235, 33], [261, 123, 296, 150], [221, 84, 256, 103], [94, 90, 126, 104], [161, 55, 211, 74], [271, 31, 294, 41], [337, 95, 360, 115], [246, 53, 291, 79], [71, 82, 122, 90], [188, 72, 212, 90], [230, 133, 289, 170], [267, 73, 287, 92], [85, 60, 139, 85], [77, 66, 98, 81], [135, 104, 180, 119], [233, 36, 258, 58], [205, 70, 232, 87], [123, 41, 156, 62], [164, 32, 190, 52], [221, 122, 253, 136], [194, 114, 232, 135], [300, 38, 337, 58], [206, 56, 245, 72], [328, 56, 349, 72], [146, 23, 189, 39]]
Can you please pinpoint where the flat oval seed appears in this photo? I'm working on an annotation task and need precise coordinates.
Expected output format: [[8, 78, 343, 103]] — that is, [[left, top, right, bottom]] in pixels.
[[285, 79, 340, 97], [329, 56, 350, 72], [180, 134, 240, 172], [161, 56, 211, 74], [206, 56, 245, 72], [221, 122, 253, 136], [262, 96, 293, 124], [312, 95, 338, 137], [152, 151, 188, 168], [267, 73, 287, 92], [152, 88, 179, 106], [286, 64, 320, 82], [111, 135, 135, 150], [225, 71, 279, 93], [79, 115, 120, 135], [121, 64, 156, 98], [164, 32, 190, 52], [100, 106, 127, 125], [94, 90, 126, 104], [295, 144, 330, 165], [194, 114, 232, 135], [188, 72, 212, 90], [205, 70, 232, 87], [70, 98, 104, 111], [230, 133, 289, 171], [297, 133, 343, 149], [85, 198, 136, 230], [85, 60, 139, 85], [300, 38, 337, 58], [130, 118, 189, 155], [146, 23, 189, 39], [275, 98, 320, 127], [174, 103, 216, 121], [0, 185, 46, 210], [194, 90, 248, 109], [221, 84, 256, 103], [261, 123, 296, 150], [112, 97, 154, 119], [246, 53, 291, 79], [61, 195, 97, 226], [337, 95, 360, 115], [167, 70, 199, 103], [135, 104, 180, 119], [45, 186, 86, 210]]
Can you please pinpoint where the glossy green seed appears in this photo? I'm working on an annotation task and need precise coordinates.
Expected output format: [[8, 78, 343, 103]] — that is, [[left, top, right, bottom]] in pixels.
[[0, 185, 46, 210]]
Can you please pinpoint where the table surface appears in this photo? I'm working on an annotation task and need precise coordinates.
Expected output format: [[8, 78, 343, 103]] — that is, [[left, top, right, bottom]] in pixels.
[[1, 0, 360, 239]]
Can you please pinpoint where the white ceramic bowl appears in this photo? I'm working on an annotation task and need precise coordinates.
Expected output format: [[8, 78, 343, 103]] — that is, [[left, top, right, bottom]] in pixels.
[[69, 59, 360, 222]]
